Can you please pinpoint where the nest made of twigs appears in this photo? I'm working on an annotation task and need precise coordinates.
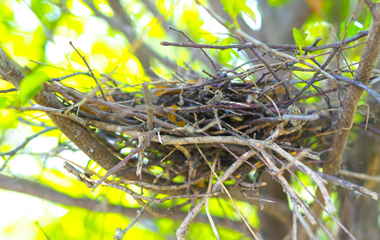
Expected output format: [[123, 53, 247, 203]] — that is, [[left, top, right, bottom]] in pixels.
[[42, 30, 378, 240]]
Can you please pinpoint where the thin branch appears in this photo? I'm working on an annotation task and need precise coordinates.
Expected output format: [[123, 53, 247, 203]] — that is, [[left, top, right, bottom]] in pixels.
[[0, 88, 17, 93], [176, 150, 256, 240], [250, 47, 290, 99], [333, 74, 380, 103], [0, 173, 240, 230], [160, 30, 368, 52], [35, 221, 51, 240], [69, 41, 107, 101], [168, 26, 219, 74], [314, 170, 378, 200], [0, 127, 56, 171], [339, 169, 380, 182], [143, 82, 154, 131], [92, 130, 158, 190]]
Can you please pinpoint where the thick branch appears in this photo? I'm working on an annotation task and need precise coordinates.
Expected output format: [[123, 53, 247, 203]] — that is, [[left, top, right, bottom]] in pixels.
[[0, 173, 241, 230], [325, 3, 380, 175], [0, 47, 154, 183]]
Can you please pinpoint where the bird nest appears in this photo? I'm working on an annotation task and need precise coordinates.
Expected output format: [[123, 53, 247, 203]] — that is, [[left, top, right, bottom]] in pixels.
[[12, 29, 377, 239]]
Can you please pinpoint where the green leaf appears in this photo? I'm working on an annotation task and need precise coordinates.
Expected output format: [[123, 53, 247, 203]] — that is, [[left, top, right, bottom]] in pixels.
[[19, 71, 51, 105], [220, 0, 239, 20], [340, 21, 362, 39], [240, 3, 256, 22], [293, 28, 308, 55], [0, 97, 8, 109], [219, 0, 255, 29]]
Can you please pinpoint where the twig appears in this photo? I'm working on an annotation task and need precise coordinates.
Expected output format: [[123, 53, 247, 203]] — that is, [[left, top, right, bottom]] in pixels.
[[334, 1, 364, 77], [113, 172, 211, 191], [176, 150, 257, 240], [0, 88, 17, 93], [92, 130, 158, 190], [312, 170, 378, 200], [35, 221, 51, 240], [0, 127, 56, 157], [195, 0, 344, 90], [288, 48, 339, 107], [168, 26, 219, 74], [0, 127, 56, 171], [332, 74, 380, 103], [250, 47, 290, 99], [160, 30, 368, 52], [287, 167, 356, 240], [114, 209, 144, 240], [339, 169, 380, 183], [69, 41, 107, 101], [205, 154, 221, 240], [143, 82, 154, 131]]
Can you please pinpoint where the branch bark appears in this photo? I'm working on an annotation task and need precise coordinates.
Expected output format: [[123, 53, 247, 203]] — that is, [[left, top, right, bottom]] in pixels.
[[0, 173, 243, 231], [0, 47, 154, 183], [324, 2, 380, 175]]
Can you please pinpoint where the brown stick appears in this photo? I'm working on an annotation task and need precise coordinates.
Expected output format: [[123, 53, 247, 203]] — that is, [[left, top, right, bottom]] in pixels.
[[160, 30, 368, 52], [0, 47, 155, 184]]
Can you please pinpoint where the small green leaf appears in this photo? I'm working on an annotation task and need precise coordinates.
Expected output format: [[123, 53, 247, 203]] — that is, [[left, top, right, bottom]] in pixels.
[[241, 3, 256, 22], [19, 71, 51, 105], [219, 0, 256, 29], [293, 28, 308, 55], [220, 0, 239, 20], [241, 0, 259, 31]]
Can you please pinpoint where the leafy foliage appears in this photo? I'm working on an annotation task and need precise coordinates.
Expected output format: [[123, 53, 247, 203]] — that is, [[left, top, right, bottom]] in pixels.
[[292, 28, 308, 55]]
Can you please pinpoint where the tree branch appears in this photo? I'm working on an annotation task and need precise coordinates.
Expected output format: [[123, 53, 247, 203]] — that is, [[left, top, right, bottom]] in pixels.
[[325, 2, 380, 175], [0, 173, 244, 231], [0, 47, 155, 183]]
